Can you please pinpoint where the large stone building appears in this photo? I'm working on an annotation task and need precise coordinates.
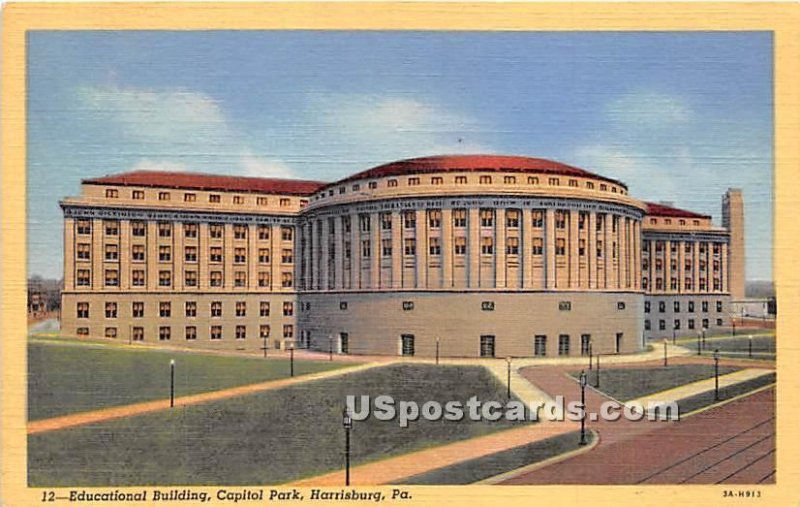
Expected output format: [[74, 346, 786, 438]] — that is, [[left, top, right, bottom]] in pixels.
[[60, 155, 744, 357]]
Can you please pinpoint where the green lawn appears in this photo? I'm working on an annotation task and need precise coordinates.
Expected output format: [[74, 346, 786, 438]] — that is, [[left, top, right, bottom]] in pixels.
[[694, 336, 776, 360], [28, 341, 350, 420], [569, 364, 740, 402], [396, 430, 592, 485], [28, 364, 528, 486], [677, 372, 776, 415]]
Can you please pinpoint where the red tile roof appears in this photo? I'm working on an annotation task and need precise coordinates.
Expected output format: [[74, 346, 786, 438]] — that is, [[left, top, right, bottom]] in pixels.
[[83, 170, 327, 196], [326, 154, 627, 189], [645, 201, 710, 219]]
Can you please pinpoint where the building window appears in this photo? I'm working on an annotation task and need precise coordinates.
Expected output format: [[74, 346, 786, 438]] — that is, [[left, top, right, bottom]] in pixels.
[[184, 246, 198, 263], [260, 301, 270, 317], [659, 301, 666, 313], [532, 210, 544, 228], [157, 191, 170, 201], [234, 325, 246, 340], [361, 240, 371, 258], [184, 193, 196, 202], [131, 269, 144, 287], [644, 301, 651, 313], [233, 247, 246, 264], [528, 176, 539, 185], [569, 179, 579, 187], [428, 210, 442, 228], [257, 225, 270, 240], [408, 177, 420, 186], [645, 320, 651, 331], [258, 272, 270, 287], [559, 301, 572, 311], [210, 223, 224, 239], [549, 177, 560, 186], [673, 301, 680, 312], [129, 221, 145, 237], [256, 248, 270, 264], [210, 326, 223, 340], [210, 271, 223, 287], [210, 301, 222, 317], [281, 272, 293, 288], [688, 318, 695, 330], [158, 222, 172, 237], [455, 176, 468, 184], [234, 225, 248, 240], [132, 327, 144, 341], [103, 302, 117, 319], [210, 247, 223, 263], [76, 302, 90, 319], [104, 244, 118, 261], [403, 211, 416, 229], [480, 209, 494, 227], [387, 179, 398, 187], [688, 301, 695, 313], [159, 326, 171, 341], [504, 175, 517, 184], [702, 301, 709, 313], [281, 226, 293, 241], [283, 325, 294, 338], [283, 302, 294, 316], [555, 211, 567, 229], [617, 302, 626, 310], [702, 318, 709, 329], [104, 270, 119, 287], [76, 220, 92, 235], [674, 319, 681, 330], [185, 301, 197, 317], [506, 209, 520, 228], [132, 190, 144, 200], [685, 278, 694, 291], [480, 335, 495, 357], [402, 301, 414, 311], [282, 249, 293, 264], [185, 326, 197, 340], [532, 237, 543, 256], [479, 175, 492, 185], [234, 271, 247, 287], [400, 238, 415, 256], [453, 209, 467, 228], [159, 245, 171, 262], [659, 319, 666, 331], [233, 195, 244, 205], [534, 335, 547, 356], [77, 269, 91, 286], [454, 236, 467, 255], [76, 243, 91, 261], [578, 239, 586, 257], [105, 327, 117, 338], [235, 301, 247, 317], [506, 237, 519, 255], [586, 181, 594, 189], [481, 237, 493, 255], [184, 223, 198, 238], [104, 220, 119, 236], [580, 335, 591, 356], [558, 335, 570, 356], [555, 238, 566, 256], [716, 301, 723, 312], [158, 271, 171, 287], [382, 239, 392, 257], [105, 188, 119, 198], [431, 176, 443, 185], [260, 325, 270, 339], [280, 198, 291, 207], [132, 301, 144, 318], [716, 318, 723, 326]]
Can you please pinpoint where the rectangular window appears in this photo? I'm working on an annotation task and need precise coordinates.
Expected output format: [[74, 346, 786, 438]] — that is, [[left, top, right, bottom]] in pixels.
[[382, 238, 392, 257], [532, 237, 543, 256], [716, 301, 723, 312], [480, 335, 495, 357], [381, 212, 392, 230], [455, 176, 468, 184], [408, 177, 420, 186], [210, 325, 223, 340], [428, 210, 442, 228], [454, 236, 467, 255], [260, 301, 270, 317], [185, 301, 197, 317], [702, 301, 709, 313], [158, 222, 172, 237], [159, 326, 171, 341], [555, 238, 566, 256], [260, 325, 270, 339], [76, 302, 90, 319], [659, 301, 666, 313], [506, 236, 519, 255], [429, 237, 441, 256], [158, 191, 170, 201], [506, 209, 520, 228], [105, 302, 117, 318], [104, 269, 119, 287], [158, 271, 171, 287], [480, 209, 494, 227], [183, 192, 196, 202], [132, 190, 144, 200], [362, 240, 371, 258], [159, 245, 171, 262], [659, 319, 666, 331], [105, 327, 117, 338], [503, 175, 517, 184], [674, 301, 681, 312], [403, 211, 416, 229], [76, 220, 92, 235], [258, 225, 270, 240], [674, 319, 681, 330], [579, 239, 586, 257], [185, 326, 197, 340], [209, 223, 224, 239], [258, 271, 270, 287], [234, 225, 248, 240], [401, 334, 415, 356], [258, 248, 270, 264], [210, 247, 223, 263], [210, 271, 223, 287], [404, 238, 417, 256], [132, 269, 145, 286], [534, 335, 547, 356], [644, 301, 650, 313], [688, 301, 695, 313], [77, 243, 91, 260], [184, 246, 198, 263], [209, 194, 221, 203], [157, 301, 171, 318], [581, 334, 591, 356], [283, 325, 294, 338], [431, 176, 443, 185], [281, 272, 293, 288], [453, 209, 467, 228], [480, 236, 493, 255], [283, 302, 294, 316], [104, 244, 118, 261], [235, 325, 247, 340], [77, 269, 91, 286], [236, 301, 247, 317], [132, 327, 144, 341], [131, 221, 146, 236], [210, 301, 222, 317], [104, 220, 119, 236], [184, 223, 198, 238], [555, 211, 567, 229], [132, 301, 144, 318], [279, 198, 291, 207], [479, 175, 492, 185], [233, 195, 244, 205], [532, 210, 544, 228], [234, 247, 246, 264], [281, 249, 293, 264], [281, 226, 293, 241], [234, 271, 247, 287], [105, 188, 118, 198], [558, 335, 570, 356]]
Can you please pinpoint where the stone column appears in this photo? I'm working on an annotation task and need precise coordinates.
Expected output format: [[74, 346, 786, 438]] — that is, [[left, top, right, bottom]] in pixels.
[[271, 224, 282, 292], [588, 212, 597, 290], [119, 220, 130, 290], [632, 221, 641, 291], [334, 217, 344, 290], [370, 212, 381, 289], [441, 208, 454, 288], [147, 221, 159, 291], [522, 208, 533, 289], [618, 217, 627, 288], [199, 222, 209, 290], [603, 214, 613, 289], [247, 223, 257, 290], [721, 242, 729, 293], [391, 212, 403, 288], [569, 211, 580, 288], [677, 240, 686, 292], [545, 208, 556, 289], [302, 222, 312, 291], [173, 220, 184, 291], [350, 213, 360, 289], [468, 208, 481, 288], [415, 209, 427, 288], [223, 224, 235, 290], [693, 241, 700, 293], [91, 218, 104, 289], [664, 240, 672, 294], [319, 218, 330, 291], [495, 208, 506, 288]]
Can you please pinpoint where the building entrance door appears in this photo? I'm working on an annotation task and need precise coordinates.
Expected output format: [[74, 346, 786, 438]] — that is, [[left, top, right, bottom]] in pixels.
[[401, 334, 415, 356], [480, 335, 496, 357]]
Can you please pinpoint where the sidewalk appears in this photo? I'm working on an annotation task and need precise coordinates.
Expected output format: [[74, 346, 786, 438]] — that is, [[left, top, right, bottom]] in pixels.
[[28, 361, 387, 434]]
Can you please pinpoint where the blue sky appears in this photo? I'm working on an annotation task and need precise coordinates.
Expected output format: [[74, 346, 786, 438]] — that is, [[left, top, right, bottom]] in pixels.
[[27, 31, 773, 280]]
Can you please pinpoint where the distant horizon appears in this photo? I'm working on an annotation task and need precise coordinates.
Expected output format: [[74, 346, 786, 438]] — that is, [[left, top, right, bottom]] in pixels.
[[27, 31, 773, 280]]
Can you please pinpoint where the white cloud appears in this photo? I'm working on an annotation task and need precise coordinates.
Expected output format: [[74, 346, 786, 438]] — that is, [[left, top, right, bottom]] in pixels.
[[131, 159, 190, 173], [239, 151, 298, 179], [604, 91, 693, 129]]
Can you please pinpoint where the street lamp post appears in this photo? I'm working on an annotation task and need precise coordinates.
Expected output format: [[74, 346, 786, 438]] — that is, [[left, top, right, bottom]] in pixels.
[[436, 337, 440, 366], [663, 339, 668, 367], [672, 328, 676, 345], [588, 343, 593, 371], [506, 357, 512, 399], [289, 344, 295, 377], [594, 354, 601, 388], [697, 331, 702, 355], [579, 370, 588, 446], [329, 334, 333, 362], [702, 327, 707, 350], [342, 407, 353, 486], [262, 332, 268, 359], [169, 359, 175, 408], [713, 348, 720, 401], [732, 318, 737, 338], [748, 334, 753, 358]]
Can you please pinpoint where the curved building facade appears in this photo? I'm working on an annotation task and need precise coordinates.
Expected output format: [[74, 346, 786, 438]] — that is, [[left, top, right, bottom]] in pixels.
[[297, 155, 647, 357], [59, 154, 741, 358]]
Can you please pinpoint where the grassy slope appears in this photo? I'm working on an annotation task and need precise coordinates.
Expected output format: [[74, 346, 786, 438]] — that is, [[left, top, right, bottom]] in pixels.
[[29, 364, 528, 486], [570, 364, 740, 401], [28, 341, 349, 420]]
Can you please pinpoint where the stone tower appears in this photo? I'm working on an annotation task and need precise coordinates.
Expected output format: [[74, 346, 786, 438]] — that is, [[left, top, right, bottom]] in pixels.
[[722, 189, 745, 300]]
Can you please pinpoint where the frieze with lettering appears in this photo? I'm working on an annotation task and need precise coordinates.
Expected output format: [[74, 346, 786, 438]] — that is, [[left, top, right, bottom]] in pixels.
[[62, 205, 297, 226]]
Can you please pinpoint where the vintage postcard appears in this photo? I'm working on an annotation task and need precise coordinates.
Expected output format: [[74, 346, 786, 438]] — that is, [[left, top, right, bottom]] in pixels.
[[2, 3, 799, 506]]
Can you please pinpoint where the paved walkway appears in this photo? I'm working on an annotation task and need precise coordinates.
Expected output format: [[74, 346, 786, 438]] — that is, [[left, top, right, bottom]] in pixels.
[[292, 419, 578, 486], [28, 361, 387, 434]]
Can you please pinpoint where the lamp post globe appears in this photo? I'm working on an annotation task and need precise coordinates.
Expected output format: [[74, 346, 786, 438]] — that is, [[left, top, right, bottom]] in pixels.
[[505, 357, 512, 399], [342, 406, 353, 486], [579, 370, 588, 445]]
